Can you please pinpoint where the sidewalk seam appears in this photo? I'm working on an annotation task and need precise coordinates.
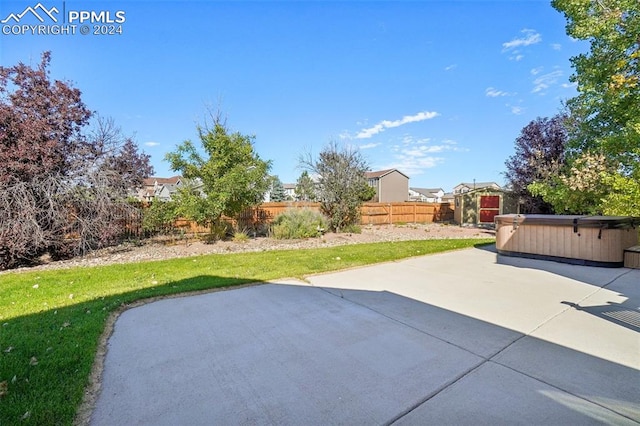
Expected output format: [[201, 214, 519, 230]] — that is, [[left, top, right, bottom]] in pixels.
[[319, 281, 640, 425]]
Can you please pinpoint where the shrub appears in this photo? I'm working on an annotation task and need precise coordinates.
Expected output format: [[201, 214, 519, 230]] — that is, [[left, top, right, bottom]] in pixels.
[[0, 176, 138, 269], [202, 220, 233, 244], [232, 229, 250, 242], [270, 208, 328, 239], [142, 200, 178, 235], [342, 223, 362, 234], [300, 142, 371, 232]]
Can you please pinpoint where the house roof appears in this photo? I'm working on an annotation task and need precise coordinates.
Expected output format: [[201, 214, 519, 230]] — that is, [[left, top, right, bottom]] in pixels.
[[411, 187, 444, 196], [283, 183, 296, 190], [160, 183, 179, 193], [454, 187, 506, 196], [365, 169, 410, 179], [454, 181, 501, 190], [143, 176, 182, 186], [425, 188, 444, 194]]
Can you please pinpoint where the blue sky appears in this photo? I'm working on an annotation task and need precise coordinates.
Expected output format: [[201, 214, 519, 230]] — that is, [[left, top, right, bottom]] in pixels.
[[1, 1, 588, 192]]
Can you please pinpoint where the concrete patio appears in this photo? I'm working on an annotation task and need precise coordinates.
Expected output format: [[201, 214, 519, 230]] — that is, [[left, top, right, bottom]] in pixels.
[[89, 246, 640, 425]]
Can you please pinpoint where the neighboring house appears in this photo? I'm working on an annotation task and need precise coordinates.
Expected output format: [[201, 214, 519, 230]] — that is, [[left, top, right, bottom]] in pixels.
[[409, 187, 445, 203], [138, 176, 183, 202], [454, 187, 518, 225], [155, 184, 177, 202], [365, 169, 409, 202], [452, 181, 501, 194], [283, 184, 296, 201], [441, 192, 455, 203]]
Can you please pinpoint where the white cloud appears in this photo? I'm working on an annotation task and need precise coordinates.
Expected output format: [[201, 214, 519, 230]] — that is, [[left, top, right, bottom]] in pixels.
[[381, 156, 444, 177], [551, 43, 562, 51], [144, 141, 160, 147], [355, 111, 439, 139], [532, 70, 563, 93], [562, 82, 578, 89], [338, 131, 353, 140], [502, 29, 542, 51], [401, 136, 465, 152], [509, 105, 525, 115], [380, 138, 466, 175], [444, 64, 457, 71], [404, 146, 445, 155], [357, 123, 385, 139], [485, 87, 512, 97], [401, 135, 431, 145], [530, 67, 544, 75], [359, 142, 380, 150], [502, 29, 541, 61]]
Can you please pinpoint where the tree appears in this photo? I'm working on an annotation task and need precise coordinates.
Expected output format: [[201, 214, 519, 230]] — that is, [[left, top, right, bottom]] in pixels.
[[504, 115, 567, 213], [165, 114, 271, 236], [360, 183, 376, 202], [0, 53, 153, 269], [545, 0, 640, 215], [300, 141, 370, 232], [529, 152, 611, 214], [269, 175, 286, 202], [142, 199, 179, 234], [295, 170, 317, 201], [0, 51, 91, 184], [553, 0, 639, 166], [600, 168, 640, 216], [92, 116, 154, 193]]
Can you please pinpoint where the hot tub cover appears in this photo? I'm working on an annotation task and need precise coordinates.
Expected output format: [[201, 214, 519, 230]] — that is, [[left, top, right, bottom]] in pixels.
[[495, 214, 639, 230]]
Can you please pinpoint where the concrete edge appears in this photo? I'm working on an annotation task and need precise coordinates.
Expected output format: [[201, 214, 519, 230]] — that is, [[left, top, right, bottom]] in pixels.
[[72, 281, 269, 426]]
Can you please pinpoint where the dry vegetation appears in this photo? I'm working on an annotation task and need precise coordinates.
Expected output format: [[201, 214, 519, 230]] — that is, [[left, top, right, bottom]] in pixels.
[[7, 223, 495, 274]]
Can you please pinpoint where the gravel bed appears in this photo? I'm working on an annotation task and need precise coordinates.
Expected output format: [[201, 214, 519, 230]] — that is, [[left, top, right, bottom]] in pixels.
[[3, 223, 495, 274]]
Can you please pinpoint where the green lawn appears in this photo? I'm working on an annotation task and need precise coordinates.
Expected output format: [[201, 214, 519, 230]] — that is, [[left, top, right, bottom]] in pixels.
[[0, 238, 492, 425]]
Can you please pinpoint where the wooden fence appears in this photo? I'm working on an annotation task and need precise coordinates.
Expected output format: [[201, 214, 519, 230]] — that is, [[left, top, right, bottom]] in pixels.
[[227, 201, 452, 227], [236, 202, 454, 226], [238, 202, 322, 225], [134, 201, 455, 236], [359, 202, 454, 225]]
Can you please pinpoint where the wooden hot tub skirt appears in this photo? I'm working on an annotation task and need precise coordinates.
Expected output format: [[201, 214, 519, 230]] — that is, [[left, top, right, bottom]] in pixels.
[[495, 214, 639, 268]]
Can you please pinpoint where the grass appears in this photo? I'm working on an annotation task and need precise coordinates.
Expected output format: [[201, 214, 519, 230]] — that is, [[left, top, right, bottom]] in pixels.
[[0, 238, 493, 425]]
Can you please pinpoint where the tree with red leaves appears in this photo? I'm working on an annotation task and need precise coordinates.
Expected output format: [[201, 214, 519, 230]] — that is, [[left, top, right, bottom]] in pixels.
[[0, 52, 153, 269], [0, 51, 92, 183], [504, 115, 568, 214]]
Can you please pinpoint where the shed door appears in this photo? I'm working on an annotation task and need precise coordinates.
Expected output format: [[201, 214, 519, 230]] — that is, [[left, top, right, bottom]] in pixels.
[[479, 195, 500, 223]]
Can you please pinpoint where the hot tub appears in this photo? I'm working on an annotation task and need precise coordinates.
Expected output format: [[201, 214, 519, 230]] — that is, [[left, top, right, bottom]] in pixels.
[[495, 214, 639, 267]]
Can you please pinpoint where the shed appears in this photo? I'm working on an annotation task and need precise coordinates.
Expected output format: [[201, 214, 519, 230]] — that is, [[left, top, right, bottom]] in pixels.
[[454, 188, 518, 225]]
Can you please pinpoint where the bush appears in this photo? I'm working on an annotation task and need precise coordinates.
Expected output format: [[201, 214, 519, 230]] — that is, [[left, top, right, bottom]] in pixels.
[[270, 209, 328, 240], [300, 142, 371, 232], [342, 223, 362, 234], [142, 200, 178, 235], [0, 176, 138, 269], [201, 220, 233, 244], [232, 229, 250, 242]]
